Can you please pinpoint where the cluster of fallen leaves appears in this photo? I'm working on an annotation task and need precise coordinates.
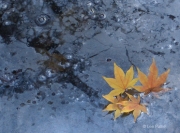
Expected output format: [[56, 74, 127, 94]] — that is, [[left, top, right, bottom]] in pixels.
[[102, 59, 170, 122]]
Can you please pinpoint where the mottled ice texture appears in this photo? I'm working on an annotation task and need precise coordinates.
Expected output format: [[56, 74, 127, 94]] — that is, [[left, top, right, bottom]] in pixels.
[[0, 0, 180, 133]]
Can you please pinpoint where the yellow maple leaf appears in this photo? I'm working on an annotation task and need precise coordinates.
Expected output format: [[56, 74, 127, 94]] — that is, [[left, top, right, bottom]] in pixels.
[[117, 93, 147, 122], [103, 95, 126, 120], [134, 59, 170, 95], [103, 63, 138, 96]]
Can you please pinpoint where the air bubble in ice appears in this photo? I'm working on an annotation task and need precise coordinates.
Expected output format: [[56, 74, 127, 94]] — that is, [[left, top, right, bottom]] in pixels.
[[73, 87, 77, 91], [10, 8, 16, 13], [80, 58, 84, 62], [85, 60, 91, 66], [91, 14, 97, 19], [73, 64, 78, 70], [1, 3, 8, 10], [65, 62, 71, 68], [58, 62, 65, 69], [50, 114, 56, 119], [56, 90, 64, 96], [28, 84, 35, 90], [38, 74, 47, 82], [94, 0, 100, 3], [75, 98, 79, 101], [87, 1, 93, 7], [167, 44, 172, 49], [72, 95, 76, 99], [64, 54, 73, 60], [10, 81, 15, 86], [80, 13, 85, 19], [45, 69, 56, 78], [3, 20, 12, 26], [98, 13, 106, 19], [80, 100, 85, 103], [88, 8, 95, 15], [80, 94, 85, 98], [164, 44, 172, 49], [139, 93, 145, 97], [116, 17, 120, 22], [3, 74, 13, 81], [35, 14, 50, 26]]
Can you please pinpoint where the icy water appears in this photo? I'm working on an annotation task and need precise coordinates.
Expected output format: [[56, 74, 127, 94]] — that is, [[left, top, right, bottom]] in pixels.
[[0, 0, 180, 133]]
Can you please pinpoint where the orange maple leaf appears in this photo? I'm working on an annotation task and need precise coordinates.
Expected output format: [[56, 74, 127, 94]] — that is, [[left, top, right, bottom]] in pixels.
[[134, 59, 170, 95], [117, 93, 147, 122], [103, 95, 126, 120], [103, 63, 138, 96]]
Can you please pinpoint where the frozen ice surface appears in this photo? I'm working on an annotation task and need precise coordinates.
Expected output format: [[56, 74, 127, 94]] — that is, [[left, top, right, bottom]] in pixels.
[[0, 0, 180, 133]]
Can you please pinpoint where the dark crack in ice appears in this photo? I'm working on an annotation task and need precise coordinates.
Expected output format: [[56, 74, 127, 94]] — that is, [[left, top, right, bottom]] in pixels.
[[0, 0, 180, 133]]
